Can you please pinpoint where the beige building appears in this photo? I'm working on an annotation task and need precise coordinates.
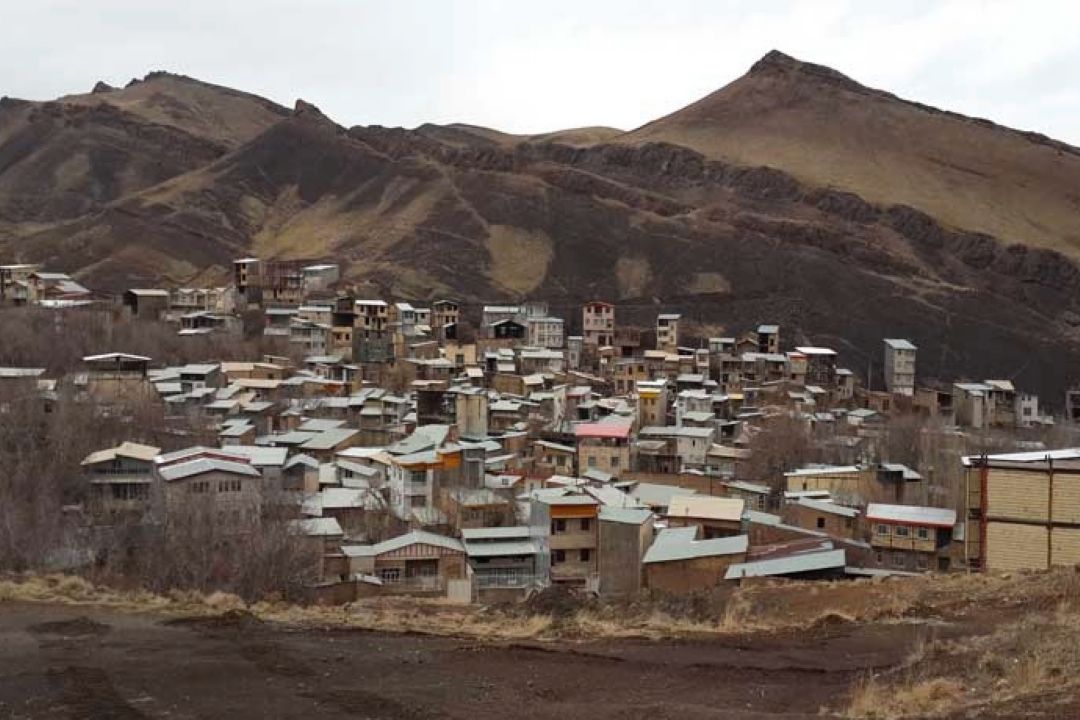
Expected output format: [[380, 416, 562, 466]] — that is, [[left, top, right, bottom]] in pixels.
[[964, 450, 1080, 572], [574, 422, 632, 476], [656, 313, 680, 353], [582, 301, 615, 347], [866, 503, 955, 573]]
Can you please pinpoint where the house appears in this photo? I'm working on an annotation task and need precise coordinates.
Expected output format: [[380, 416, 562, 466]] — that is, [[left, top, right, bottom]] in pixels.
[[527, 316, 565, 348], [756, 324, 780, 354], [82, 441, 161, 523], [636, 380, 668, 428], [725, 541, 847, 581], [883, 339, 916, 396], [81, 353, 152, 405], [722, 480, 770, 511], [342, 530, 467, 595], [26, 271, 91, 305], [597, 507, 654, 597], [582, 301, 615, 347], [0, 263, 40, 304], [962, 449, 1080, 572], [794, 347, 837, 386], [123, 289, 170, 320], [866, 503, 956, 573], [643, 527, 748, 593], [574, 420, 632, 476], [656, 313, 680, 353], [431, 300, 460, 341], [532, 440, 576, 477], [154, 448, 263, 533], [666, 495, 745, 538], [782, 498, 859, 539], [462, 526, 542, 600], [444, 488, 514, 531], [528, 488, 600, 588]]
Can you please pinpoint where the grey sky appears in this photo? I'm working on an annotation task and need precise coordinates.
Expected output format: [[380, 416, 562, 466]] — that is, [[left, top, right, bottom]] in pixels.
[[4, 0, 1079, 144]]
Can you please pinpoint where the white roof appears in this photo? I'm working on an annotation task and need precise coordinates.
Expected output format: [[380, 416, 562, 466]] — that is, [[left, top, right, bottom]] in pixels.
[[865, 503, 956, 528], [81, 441, 161, 466], [725, 549, 846, 580], [667, 495, 744, 522], [83, 352, 151, 362], [793, 347, 837, 356], [795, 498, 859, 518], [884, 338, 917, 351], [291, 517, 343, 537], [962, 448, 1080, 467]]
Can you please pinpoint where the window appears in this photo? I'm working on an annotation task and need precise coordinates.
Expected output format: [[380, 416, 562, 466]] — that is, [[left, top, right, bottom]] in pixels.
[[893, 552, 906, 568], [917, 527, 930, 540], [844, 518, 853, 529], [875, 551, 884, 564], [816, 517, 826, 529], [580, 549, 591, 563], [610, 457, 620, 470], [552, 550, 566, 564], [580, 518, 591, 532], [410, 495, 426, 508], [876, 523, 889, 536], [379, 568, 401, 584], [916, 554, 929, 570], [552, 519, 566, 534], [895, 526, 910, 537], [588, 456, 597, 468]]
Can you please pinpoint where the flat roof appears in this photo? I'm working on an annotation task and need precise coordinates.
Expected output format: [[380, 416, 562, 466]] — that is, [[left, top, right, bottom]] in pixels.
[[865, 504, 956, 528]]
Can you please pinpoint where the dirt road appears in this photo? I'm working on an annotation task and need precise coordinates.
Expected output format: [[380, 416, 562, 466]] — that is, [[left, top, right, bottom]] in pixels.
[[0, 602, 935, 719]]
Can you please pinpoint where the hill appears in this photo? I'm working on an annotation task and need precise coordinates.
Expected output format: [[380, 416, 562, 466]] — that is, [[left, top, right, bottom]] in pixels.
[[620, 50, 1080, 258], [2, 55, 1080, 399]]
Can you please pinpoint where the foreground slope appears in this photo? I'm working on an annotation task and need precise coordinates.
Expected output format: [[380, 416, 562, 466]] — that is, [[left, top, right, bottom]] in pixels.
[[621, 50, 1080, 257]]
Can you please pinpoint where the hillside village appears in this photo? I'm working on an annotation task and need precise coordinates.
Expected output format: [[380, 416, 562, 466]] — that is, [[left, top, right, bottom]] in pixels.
[[2, 256, 1080, 604]]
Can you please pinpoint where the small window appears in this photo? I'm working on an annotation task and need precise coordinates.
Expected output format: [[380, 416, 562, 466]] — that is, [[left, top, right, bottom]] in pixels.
[[893, 552, 906, 567], [816, 517, 826, 529], [916, 554, 929, 570], [875, 551, 884, 564], [917, 527, 929, 540], [552, 519, 566, 534], [876, 523, 889, 536], [580, 518, 591, 532], [895, 526, 910, 537], [580, 549, 591, 563], [552, 550, 566, 564]]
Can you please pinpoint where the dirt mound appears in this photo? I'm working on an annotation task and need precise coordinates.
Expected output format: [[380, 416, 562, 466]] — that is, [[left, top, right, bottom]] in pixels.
[[29, 616, 111, 637], [165, 609, 262, 630]]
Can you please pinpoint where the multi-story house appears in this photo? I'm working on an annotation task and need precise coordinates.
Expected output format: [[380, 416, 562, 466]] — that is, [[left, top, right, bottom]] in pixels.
[[527, 316, 564, 349], [883, 339, 916, 396], [656, 313, 681, 353], [866, 503, 956, 573], [528, 488, 600, 589], [82, 442, 161, 524], [583, 301, 615, 347]]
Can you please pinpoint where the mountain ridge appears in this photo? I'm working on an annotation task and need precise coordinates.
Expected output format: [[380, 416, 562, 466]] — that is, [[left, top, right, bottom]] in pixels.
[[2, 51, 1080, 399]]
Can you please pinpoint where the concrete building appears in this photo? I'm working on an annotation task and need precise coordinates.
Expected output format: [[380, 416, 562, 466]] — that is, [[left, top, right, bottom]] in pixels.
[[582, 301, 615, 347], [883, 339, 917, 396], [527, 316, 565, 349], [597, 507, 654, 597], [656, 314, 681, 353]]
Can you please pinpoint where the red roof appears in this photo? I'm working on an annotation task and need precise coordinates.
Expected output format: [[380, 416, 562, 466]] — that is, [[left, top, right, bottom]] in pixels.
[[574, 422, 631, 440]]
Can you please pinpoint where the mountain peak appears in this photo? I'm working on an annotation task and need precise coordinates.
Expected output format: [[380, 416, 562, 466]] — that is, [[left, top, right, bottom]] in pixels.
[[748, 50, 862, 90]]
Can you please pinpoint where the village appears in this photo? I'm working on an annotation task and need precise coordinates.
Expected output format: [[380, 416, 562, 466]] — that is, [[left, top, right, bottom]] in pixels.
[[1, 257, 1079, 605]]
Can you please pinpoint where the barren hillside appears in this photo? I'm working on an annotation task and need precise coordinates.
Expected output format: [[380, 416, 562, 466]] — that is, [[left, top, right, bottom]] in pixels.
[[620, 50, 1080, 258], [3, 54, 1080, 398]]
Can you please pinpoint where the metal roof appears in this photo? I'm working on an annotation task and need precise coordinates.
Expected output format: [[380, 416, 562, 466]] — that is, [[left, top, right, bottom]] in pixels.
[[301, 428, 360, 451], [464, 539, 540, 558], [725, 549, 846, 580], [795, 498, 859, 518], [158, 457, 260, 481], [667, 495, 744, 522], [599, 507, 653, 525], [291, 517, 343, 537], [865, 504, 956, 528], [644, 528, 748, 564], [81, 441, 161, 466], [884, 338, 917, 351], [461, 526, 531, 540]]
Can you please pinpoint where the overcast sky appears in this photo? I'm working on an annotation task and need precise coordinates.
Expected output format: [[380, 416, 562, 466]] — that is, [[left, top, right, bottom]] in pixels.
[[4, 0, 1080, 143]]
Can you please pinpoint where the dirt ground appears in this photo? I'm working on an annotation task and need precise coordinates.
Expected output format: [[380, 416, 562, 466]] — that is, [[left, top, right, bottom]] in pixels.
[[0, 601, 936, 720]]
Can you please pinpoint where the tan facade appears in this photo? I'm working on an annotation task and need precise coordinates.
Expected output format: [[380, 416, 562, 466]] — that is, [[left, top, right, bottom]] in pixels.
[[645, 553, 744, 593]]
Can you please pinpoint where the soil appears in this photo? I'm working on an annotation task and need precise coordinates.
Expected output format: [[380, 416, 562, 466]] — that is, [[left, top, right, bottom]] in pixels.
[[0, 601, 1070, 719]]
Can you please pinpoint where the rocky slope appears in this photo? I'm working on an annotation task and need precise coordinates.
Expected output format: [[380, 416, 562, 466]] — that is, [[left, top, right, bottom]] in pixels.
[[1, 54, 1079, 399]]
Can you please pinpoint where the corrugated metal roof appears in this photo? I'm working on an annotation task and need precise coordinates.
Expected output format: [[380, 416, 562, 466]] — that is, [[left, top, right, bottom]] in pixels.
[[644, 528, 748, 564], [865, 504, 956, 527], [725, 549, 846, 580], [158, 457, 259, 481], [795, 498, 859, 518], [291, 517, 343, 537], [599, 507, 653, 525], [461, 526, 530, 540], [464, 540, 539, 558], [667, 495, 744, 522]]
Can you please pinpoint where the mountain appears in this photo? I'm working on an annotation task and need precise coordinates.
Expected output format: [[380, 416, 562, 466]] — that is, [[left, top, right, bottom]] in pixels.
[[620, 50, 1080, 259], [2, 54, 1080, 401]]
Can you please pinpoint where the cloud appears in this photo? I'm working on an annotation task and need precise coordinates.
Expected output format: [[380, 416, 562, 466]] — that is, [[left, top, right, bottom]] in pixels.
[[1, 0, 1078, 143]]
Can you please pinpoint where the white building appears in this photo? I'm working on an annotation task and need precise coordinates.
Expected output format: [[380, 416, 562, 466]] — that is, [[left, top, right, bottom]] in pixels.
[[883, 339, 916, 396]]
